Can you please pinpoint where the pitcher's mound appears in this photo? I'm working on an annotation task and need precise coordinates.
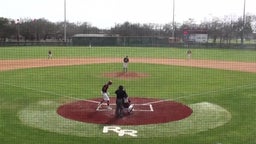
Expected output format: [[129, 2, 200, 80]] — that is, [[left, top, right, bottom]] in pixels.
[[103, 72, 149, 80]]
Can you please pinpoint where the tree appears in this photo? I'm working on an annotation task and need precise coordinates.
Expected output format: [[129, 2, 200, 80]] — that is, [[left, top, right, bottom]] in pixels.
[[0, 17, 16, 41], [0, 14, 255, 45]]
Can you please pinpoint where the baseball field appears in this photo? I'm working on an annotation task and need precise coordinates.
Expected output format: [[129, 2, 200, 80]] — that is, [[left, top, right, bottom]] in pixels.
[[0, 46, 256, 144]]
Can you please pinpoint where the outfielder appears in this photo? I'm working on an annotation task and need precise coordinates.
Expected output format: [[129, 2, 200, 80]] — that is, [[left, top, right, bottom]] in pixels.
[[99, 80, 113, 110], [187, 49, 192, 59]]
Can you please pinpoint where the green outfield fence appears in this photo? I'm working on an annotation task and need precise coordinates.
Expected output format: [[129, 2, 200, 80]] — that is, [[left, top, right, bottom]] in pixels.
[[1, 41, 256, 49]]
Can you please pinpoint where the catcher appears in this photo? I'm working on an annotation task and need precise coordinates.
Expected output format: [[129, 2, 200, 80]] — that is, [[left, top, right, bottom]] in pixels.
[[123, 96, 134, 114]]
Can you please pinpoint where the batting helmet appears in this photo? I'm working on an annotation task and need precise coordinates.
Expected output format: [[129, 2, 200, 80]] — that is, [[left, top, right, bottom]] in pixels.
[[108, 80, 113, 85]]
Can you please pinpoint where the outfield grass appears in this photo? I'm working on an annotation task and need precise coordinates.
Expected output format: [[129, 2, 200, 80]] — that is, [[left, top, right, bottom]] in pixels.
[[0, 46, 256, 62], [0, 46, 256, 144]]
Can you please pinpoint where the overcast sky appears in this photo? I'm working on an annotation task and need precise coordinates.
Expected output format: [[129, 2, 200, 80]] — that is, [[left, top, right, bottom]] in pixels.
[[0, 0, 255, 29]]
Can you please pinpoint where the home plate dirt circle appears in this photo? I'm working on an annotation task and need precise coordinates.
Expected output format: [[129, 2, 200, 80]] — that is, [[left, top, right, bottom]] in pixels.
[[57, 97, 193, 125]]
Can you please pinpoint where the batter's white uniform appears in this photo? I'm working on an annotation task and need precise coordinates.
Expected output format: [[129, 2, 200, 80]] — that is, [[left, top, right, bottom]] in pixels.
[[101, 92, 110, 101]]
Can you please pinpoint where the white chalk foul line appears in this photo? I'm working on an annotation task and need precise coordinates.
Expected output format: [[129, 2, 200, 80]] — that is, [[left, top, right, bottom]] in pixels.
[[2, 82, 256, 107], [0, 82, 99, 104], [143, 83, 256, 105], [96, 103, 154, 112]]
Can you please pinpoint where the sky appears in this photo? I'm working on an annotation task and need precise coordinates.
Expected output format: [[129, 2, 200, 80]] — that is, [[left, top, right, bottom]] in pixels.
[[0, 0, 255, 29]]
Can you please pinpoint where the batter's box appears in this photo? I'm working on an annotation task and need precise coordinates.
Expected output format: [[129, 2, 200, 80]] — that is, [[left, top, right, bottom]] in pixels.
[[132, 104, 154, 112], [96, 104, 116, 111], [96, 104, 154, 112]]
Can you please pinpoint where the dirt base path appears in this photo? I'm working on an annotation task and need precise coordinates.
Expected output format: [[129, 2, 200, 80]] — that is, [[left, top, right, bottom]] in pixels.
[[0, 58, 256, 73]]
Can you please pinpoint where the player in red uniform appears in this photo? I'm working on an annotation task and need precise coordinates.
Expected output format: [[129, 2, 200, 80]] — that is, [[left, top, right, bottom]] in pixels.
[[99, 80, 112, 110], [123, 56, 129, 72], [123, 96, 134, 114]]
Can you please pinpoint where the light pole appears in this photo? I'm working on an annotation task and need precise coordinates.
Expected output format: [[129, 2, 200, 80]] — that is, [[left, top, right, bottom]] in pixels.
[[172, 0, 175, 40], [16, 19, 20, 42], [64, 0, 67, 43], [242, 0, 246, 45]]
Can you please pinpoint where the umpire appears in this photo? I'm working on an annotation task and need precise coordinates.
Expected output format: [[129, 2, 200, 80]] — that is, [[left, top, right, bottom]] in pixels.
[[115, 85, 128, 118]]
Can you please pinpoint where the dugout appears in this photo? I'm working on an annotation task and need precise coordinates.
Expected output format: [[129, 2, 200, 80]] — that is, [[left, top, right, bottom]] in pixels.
[[72, 34, 119, 46], [72, 34, 170, 47]]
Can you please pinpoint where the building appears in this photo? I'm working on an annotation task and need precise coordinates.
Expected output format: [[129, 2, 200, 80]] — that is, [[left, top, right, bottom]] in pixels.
[[183, 29, 208, 43]]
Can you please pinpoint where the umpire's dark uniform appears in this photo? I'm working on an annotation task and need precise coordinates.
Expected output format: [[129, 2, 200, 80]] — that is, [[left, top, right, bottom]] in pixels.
[[115, 85, 127, 118]]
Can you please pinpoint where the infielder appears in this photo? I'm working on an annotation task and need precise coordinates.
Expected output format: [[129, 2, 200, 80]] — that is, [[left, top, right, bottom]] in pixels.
[[123, 56, 129, 72], [48, 50, 52, 59], [99, 80, 112, 110]]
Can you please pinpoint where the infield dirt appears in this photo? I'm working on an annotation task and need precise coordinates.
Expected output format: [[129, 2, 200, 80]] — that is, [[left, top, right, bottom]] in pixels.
[[0, 58, 256, 73]]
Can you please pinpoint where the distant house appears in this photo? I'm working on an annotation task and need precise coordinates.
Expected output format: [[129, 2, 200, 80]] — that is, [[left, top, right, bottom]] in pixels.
[[183, 29, 208, 43], [169, 37, 181, 43]]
